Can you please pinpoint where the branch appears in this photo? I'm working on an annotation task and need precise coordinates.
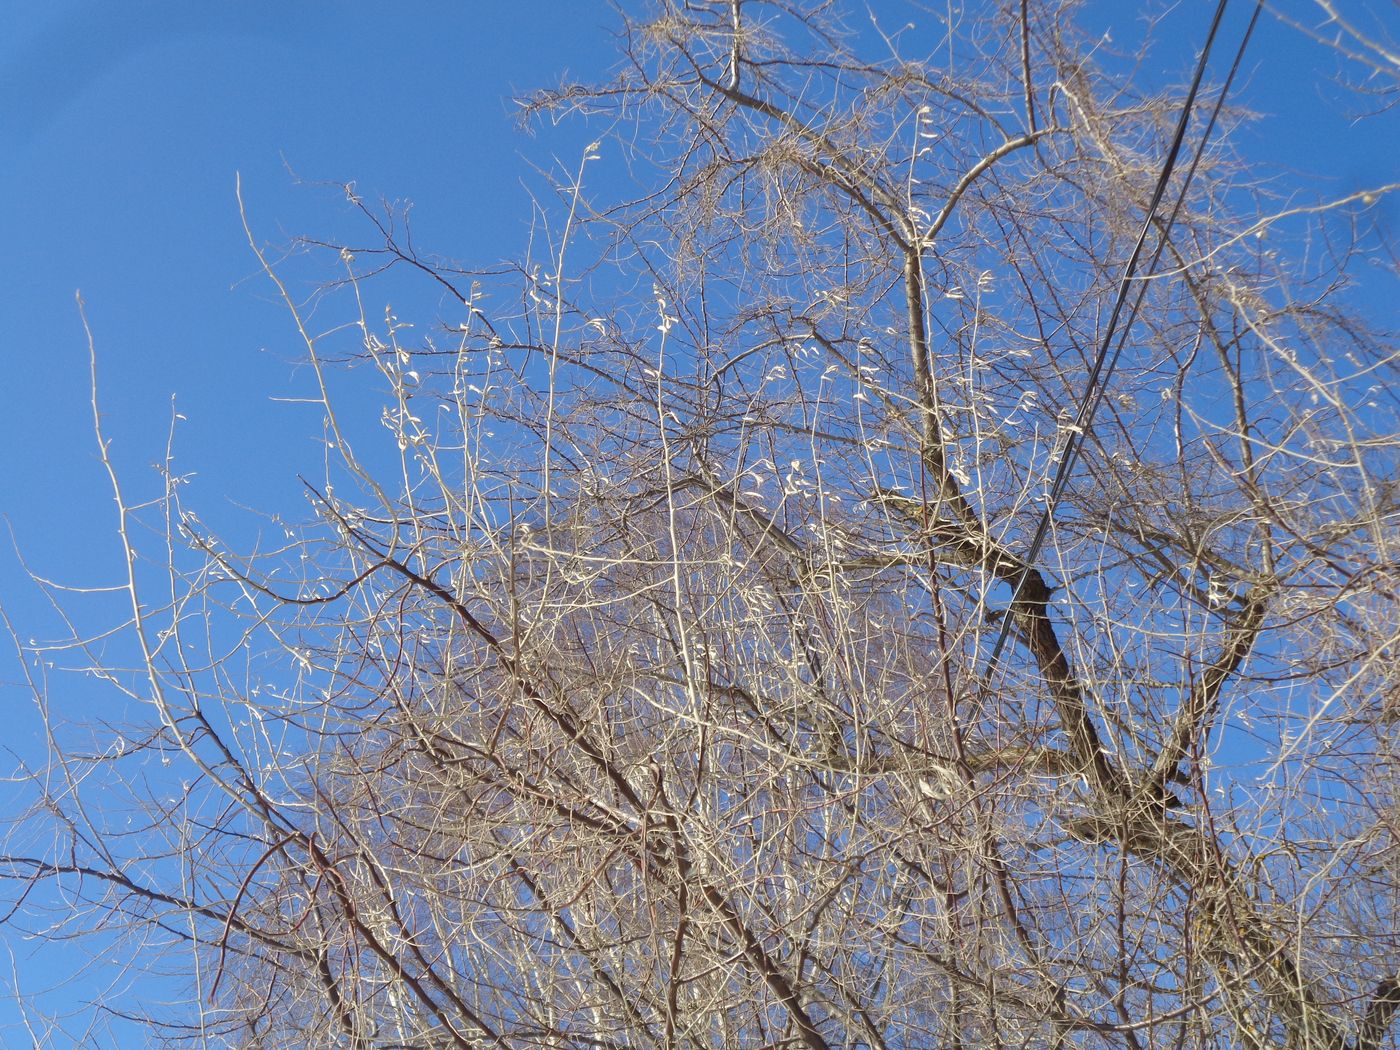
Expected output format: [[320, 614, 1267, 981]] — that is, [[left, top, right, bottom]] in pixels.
[[317, 495, 836, 1050], [1147, 587, 1270, 792], [1019, 0, 1036, 132], [1353, 975, 1400, 1050], [1068, 814, 1347, 1049], [922, 129, 1050, 246], [874, 489, 1126, 796]]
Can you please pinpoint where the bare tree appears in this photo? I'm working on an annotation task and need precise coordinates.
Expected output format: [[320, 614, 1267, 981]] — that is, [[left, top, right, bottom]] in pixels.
[[6, 2, 1400, 1047]]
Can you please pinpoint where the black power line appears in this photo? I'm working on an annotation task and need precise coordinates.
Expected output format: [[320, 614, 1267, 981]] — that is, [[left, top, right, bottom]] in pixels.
[[980, 0, 1264, 682]]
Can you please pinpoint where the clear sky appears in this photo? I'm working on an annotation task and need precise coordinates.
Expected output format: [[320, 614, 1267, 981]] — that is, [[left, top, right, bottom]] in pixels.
[[1, 1, 1396, 1044]]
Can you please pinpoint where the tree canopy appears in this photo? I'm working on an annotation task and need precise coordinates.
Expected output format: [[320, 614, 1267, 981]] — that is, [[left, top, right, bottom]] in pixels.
[[6, 2, 1400, 1048]]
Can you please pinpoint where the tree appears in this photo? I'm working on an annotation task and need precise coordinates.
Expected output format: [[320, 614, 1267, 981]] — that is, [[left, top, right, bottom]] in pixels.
[[5, 1, 1400, 1047]]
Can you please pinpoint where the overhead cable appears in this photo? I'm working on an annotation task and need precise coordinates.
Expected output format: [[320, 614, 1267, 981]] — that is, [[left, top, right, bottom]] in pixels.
[[979, 0, 1262, 682]]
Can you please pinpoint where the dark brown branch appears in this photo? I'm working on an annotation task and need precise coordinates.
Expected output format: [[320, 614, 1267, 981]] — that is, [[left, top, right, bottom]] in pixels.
[[1352, 975, 1400, 1050], [1019, 0, 1036, 132], [875, 488, 1126, 796]]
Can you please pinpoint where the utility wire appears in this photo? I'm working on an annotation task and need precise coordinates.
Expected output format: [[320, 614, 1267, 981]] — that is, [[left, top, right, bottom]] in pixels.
[[980, 0, 1261, 682], [1106, 1, 1265, 421]]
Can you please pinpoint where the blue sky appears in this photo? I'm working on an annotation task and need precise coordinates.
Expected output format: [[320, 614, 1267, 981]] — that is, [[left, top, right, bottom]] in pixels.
[[1, 0, 1397, 1044], [2, 3, 617, 588]]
